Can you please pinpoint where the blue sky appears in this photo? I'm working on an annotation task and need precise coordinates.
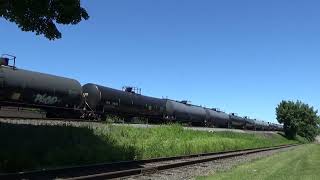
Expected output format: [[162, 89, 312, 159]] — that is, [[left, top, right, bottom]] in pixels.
[[1, 0, 319, 122]]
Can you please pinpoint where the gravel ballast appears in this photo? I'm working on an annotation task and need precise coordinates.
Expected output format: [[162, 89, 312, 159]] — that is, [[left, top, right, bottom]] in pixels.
[[0, 119, 279, 134]]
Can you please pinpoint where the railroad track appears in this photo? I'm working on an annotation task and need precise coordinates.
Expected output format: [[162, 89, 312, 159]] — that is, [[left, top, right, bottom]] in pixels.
[[0, 118, 280, 134], [0, 117, 102, 124], [0, 144, 298, 180]]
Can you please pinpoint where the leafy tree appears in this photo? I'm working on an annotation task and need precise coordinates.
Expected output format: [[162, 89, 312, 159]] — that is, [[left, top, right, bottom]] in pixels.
[[276, 100, 319, 141], [276, 101, 299, 139], [0, 0, 89, 40]]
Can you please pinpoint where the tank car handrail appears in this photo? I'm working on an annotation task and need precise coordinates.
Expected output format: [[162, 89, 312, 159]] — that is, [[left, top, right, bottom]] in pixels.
[[1, 54, 16, 69]]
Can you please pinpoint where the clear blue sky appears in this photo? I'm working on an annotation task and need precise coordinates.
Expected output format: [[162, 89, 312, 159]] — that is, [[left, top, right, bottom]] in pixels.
[[1, 0, 319, 122]]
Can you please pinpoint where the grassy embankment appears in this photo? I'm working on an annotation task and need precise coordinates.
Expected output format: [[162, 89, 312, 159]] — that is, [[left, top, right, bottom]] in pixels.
[[198, 144, 320, 180], [0, 122, 300, 173]]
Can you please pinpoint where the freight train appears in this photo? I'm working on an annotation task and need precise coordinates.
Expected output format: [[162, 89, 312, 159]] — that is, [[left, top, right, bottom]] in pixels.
[[0, 55, 283, 131]]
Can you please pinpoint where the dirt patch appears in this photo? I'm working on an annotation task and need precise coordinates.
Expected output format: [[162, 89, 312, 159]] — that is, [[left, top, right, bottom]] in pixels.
[[315, 136, 320, 144]]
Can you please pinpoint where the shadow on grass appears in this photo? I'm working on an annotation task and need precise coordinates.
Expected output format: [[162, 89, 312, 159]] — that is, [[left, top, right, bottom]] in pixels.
[[0, 122, 137, 173], [277, 132, 287, 138], [276, 132, 308, 143]]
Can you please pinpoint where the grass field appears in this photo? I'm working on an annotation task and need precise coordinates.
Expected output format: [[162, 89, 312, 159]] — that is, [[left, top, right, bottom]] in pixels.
[[0, 122, 300, 173], [198, 144, 320, 180]]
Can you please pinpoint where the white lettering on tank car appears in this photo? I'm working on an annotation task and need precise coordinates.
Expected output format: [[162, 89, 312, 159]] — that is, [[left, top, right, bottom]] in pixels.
[[34, 94, 59, 105], [11, 93, 21, 100]]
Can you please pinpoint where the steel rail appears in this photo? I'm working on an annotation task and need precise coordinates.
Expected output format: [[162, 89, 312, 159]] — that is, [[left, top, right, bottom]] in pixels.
[[0, 144, 299, 180]]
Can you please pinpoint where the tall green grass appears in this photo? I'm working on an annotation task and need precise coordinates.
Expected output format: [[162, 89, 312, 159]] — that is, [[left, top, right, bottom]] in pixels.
[[0, 123, 300, 173], [96, 124, 298, 159]]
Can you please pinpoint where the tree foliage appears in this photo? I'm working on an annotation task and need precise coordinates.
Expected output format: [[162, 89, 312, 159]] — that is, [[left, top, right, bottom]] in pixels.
[[276, 100, 319, 141], [0, 0, 89, 40]]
